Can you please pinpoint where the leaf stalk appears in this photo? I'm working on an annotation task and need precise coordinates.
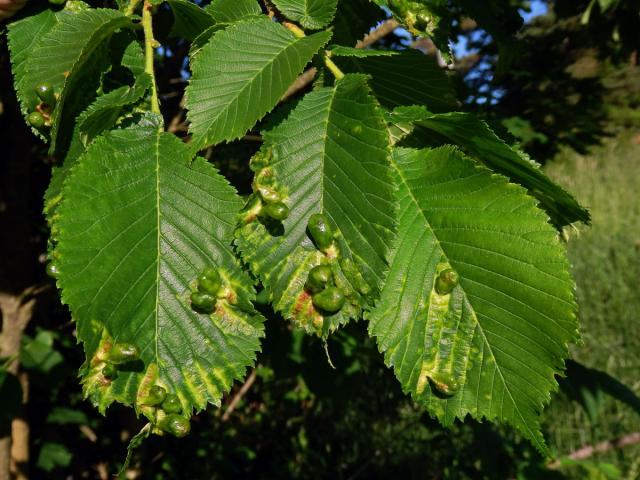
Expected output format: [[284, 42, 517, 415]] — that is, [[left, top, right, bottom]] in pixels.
[[282, 22, 345, 81], [142, 0, 162, 120]]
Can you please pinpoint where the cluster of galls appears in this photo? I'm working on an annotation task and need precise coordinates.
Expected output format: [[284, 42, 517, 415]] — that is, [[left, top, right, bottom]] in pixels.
[[243, 151, 290, 224], [190, 266, 227, 313], [387, 0, 438, 35], [141, 386, 191, 438], [102, 343, 190, 437], [27, 82, 58, 131], [305, 214, 346, 314], [101, 342, 140, 381]]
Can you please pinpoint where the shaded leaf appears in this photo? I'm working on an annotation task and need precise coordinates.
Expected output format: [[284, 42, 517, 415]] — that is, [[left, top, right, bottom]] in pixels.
[[167, 0, 216, 41], [337, 50, 458, 113]]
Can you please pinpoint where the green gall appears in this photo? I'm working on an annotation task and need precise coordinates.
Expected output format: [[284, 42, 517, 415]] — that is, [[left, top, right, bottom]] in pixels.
[[143, 385, 167, 406], [109, 342, 140, 364], [102, 363, 118, 379], [197, 274, 221, 297], [159, 414, 191, 437], [312, 287, 345, 314], [27, 112, 46, 129], [201, 267, 221, 283], [435, 268, 459, 295], [428, 372, 459, 397], [162, 394, 182, 414], [263, 202, 289, 221], [257, 186, 280, 204], [34, 82, 56, 105], [190, 291, 216, 313], [307, 213, 334, 252], [306, 265, 332, 293]]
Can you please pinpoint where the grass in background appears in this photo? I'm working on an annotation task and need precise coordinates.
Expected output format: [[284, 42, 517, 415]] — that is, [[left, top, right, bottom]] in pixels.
[[542, 132, 640, 479]]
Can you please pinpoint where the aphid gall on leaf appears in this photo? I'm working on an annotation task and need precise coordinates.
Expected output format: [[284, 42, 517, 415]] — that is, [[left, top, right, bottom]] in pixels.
[[143, 386, 167, 406], [306, 265, 333, 293], [435, 268, 459, 295], [428, 372, 459, 397], [307, 213, 334, 252], [27, 111, 46, 128], [190, 291, 216, 313], [263, 201, 289, 221], [108, 342, 140, 364], [312, 286, 345, 314], [34, 82, 56, 106], [159, 414, 191, 438], [161, 394, 182, 414], [257, 185, 280, 204], [102, 363, 118, 380], [197, 273, 221, 297]]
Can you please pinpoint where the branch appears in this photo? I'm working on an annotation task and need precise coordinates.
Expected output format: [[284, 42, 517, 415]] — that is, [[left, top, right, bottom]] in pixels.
[[356, 19, 400, 49], [548, 432, 640, 469], [221, 369, 258, 422]]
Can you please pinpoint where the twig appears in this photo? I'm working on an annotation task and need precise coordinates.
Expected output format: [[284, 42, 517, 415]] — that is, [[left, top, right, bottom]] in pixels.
[[280, 67, 318, 102], [221, 369, 258, 422], [356, 19, 400, 49], [548, 432, 640, 469], [142, 1, 161, 119]]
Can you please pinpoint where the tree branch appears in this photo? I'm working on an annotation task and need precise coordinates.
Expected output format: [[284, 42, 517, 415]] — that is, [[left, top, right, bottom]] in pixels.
[[356, 19, 400, 49], [221, 369, 258, 422], [548, 432, 640, 469]]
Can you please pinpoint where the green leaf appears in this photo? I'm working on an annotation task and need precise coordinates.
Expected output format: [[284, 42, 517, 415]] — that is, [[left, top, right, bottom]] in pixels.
[[272, 0, 338, 30], [236, 74, 395, 336], [37, 442, 72, 472], [53, 126, 265, 414], [21, 331, 64, 373], [327, 46, 398, 57], [46, 407, 89, 425], [369, 146, 578, 454], [119, 36, 146, 77], [78, 74, 151, 145], [337, 50, 458, 113], [25, 9, 133, 154], [167, 0, 216, 41], [7, 8, 59, 138], [204, 0, 262, 23], [186, 18, 331, 151], [403, 109, 590, 227]]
